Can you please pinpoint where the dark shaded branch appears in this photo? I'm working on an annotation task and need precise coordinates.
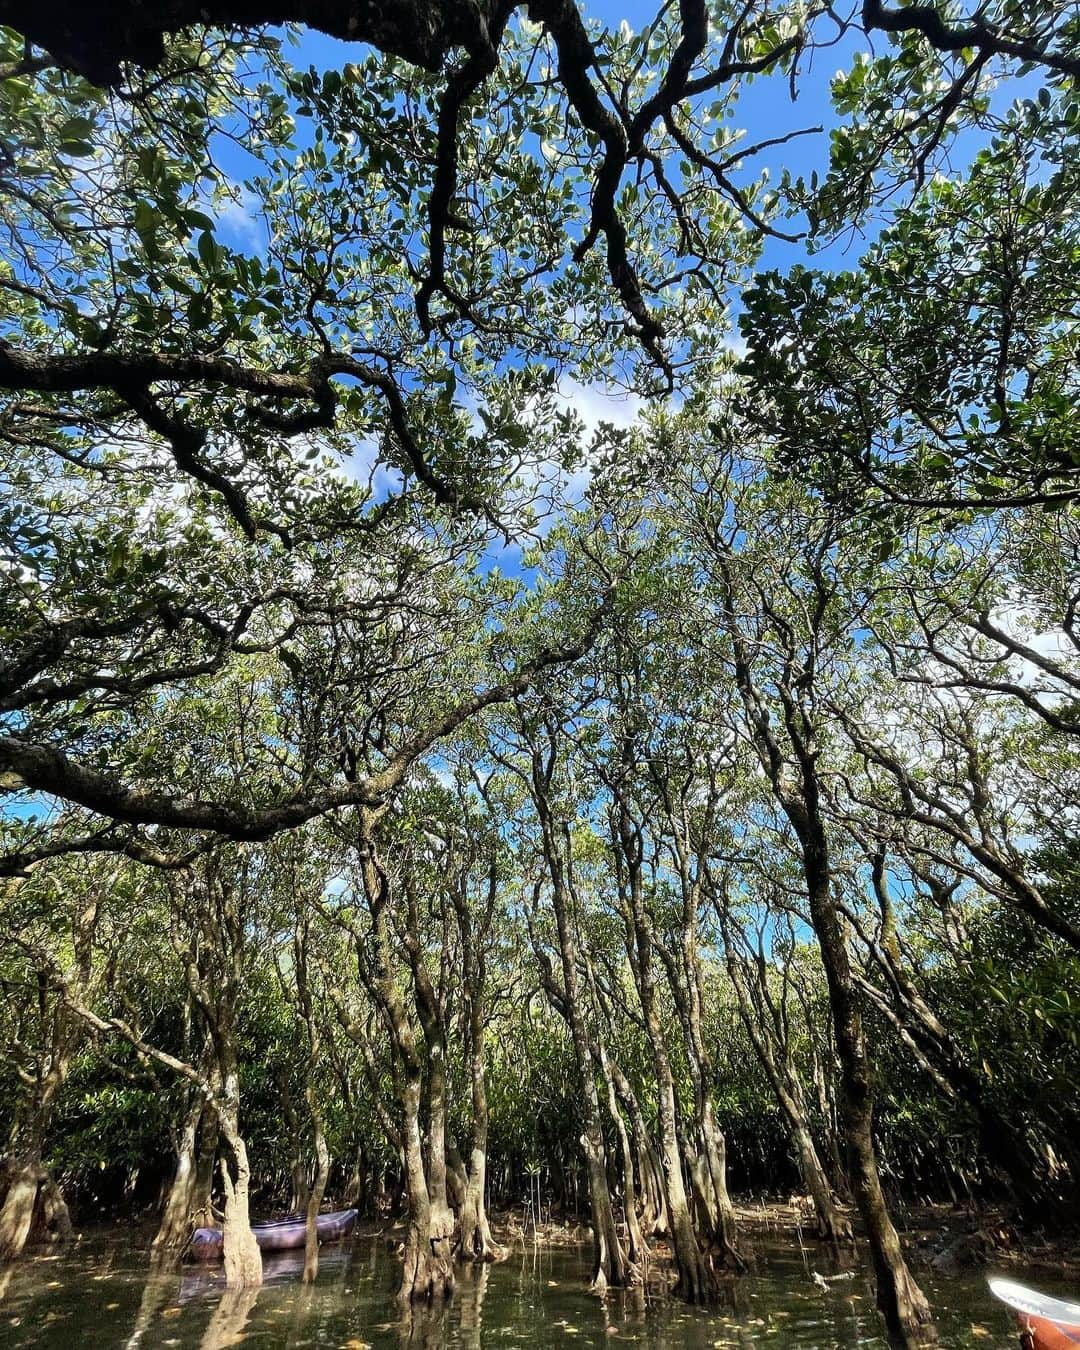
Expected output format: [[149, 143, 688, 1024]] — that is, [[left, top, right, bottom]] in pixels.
[[862, 0, 1080, 79], [0, 590, 612, 863], [0, 0, 472, 85]]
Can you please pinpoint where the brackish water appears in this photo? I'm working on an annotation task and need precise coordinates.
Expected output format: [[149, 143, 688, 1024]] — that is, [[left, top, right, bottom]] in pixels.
[[0, 1228, 1054, 1349]]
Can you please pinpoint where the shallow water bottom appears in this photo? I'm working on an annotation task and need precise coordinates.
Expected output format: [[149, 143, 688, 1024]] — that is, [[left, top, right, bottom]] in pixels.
[[0, 1230, 1059, 1349]]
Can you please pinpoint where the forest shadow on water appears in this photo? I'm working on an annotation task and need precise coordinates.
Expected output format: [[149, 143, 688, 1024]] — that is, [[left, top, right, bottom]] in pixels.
[[0, 1231, 1052, 1350]]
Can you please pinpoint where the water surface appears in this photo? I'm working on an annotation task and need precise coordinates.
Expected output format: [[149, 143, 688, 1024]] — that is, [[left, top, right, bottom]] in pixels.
[[0, 1228, 1052, 1348]]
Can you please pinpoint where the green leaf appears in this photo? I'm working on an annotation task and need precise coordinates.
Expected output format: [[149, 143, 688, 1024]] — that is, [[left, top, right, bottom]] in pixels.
[[187, 292, 213, 330], [197, 230, 219, 270]]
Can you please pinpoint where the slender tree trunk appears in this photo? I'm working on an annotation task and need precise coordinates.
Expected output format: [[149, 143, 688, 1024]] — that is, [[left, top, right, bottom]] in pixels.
[[597, 1044, 644, 1266], [290, 1160, 310, 1216], [550, 906, 629, 1292], [453, 869, 502, 1265], [151, 1096, 206, 1264], [725, 953, 851, 1241], [791, 1112, 851, 1242], [579, 1122, 625, 1288], [302, 1091, 330, 1284], [343, 1142, 367, 1210], [865, 849, 1060, 1214], [635, 992, 713, 1302], [653, 779, 742, 1271], [813, 1055, 850, 1202], [283, 1084, 308, 1215], [527, 747, 631, 1293], [722, 573, 934, 1344], [694, 1099, 742, 1265], [354, 819, 453, 1303], [638, 1138, 668, 1237], [610, 1062, 667, 1237], [458, 1086, 500, 1263], [615, 803, 714, 1302], [657, 1073, 713, 1302], [803, 842, 931, 1345]]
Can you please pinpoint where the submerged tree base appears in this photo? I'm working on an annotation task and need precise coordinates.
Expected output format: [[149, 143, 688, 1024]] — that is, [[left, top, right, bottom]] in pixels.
[[398, 1229, 456, 1304]]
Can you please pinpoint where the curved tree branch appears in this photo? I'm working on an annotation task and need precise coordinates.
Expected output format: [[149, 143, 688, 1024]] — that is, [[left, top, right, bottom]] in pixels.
[[0, 589, 612, 870]]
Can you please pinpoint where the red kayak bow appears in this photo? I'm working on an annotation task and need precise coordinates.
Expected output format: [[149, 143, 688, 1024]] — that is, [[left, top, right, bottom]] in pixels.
[[991, 1278, 1080, 1350]]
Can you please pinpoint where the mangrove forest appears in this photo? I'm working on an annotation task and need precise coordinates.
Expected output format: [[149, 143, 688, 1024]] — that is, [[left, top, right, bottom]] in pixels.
[[0, 0, 1078, 1346]]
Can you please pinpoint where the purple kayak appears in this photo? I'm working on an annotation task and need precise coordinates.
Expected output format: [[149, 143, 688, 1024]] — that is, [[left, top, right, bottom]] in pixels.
[[190, 1207, 358, 1262]]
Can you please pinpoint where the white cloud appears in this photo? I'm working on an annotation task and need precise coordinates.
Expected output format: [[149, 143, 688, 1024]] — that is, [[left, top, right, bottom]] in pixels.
[[553, 377, 644, 437], [215, 183, 267, 252]]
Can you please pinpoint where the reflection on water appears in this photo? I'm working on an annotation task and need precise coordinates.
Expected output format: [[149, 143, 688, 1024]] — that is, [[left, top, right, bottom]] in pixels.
[[0, 1227, 1066, 1349]]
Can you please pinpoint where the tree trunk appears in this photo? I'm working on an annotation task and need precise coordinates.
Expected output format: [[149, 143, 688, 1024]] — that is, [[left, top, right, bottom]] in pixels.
[[696, 1100, 742, 1267], [456, 943, 502, 1263], [863, 849, 1059, 1217], [725, 953, 851, 1242], [457, 1136, 500, 1263], [582, 1123, 630, 1294], [399, 1072, 454, 1302], [38, 1170, 72, 1243], [791, 1115, 851, 1242], [446, 1137, 469, 1218], [217, 1106, 261, 1289], [530, 761, 631, 1292], [638, 1139, 668, 1237], [303, 1096, 330, 1284], [723, 579, 935, 1344], [552, 957, 628, 1288], [0, 1155, 41, 1263], [343, 1142, 367, 1211], [659, 1091, 714, 1303], [803, 839, 931, 1345], [152, 1097, 206, 1265], [424, 1041, 456, 1272], [192, 1109, 219, 1229], [816, 1062, 850, 1203], [283, 1083, 308, 1215], [616, 803, 715, 1302], [290, 1159, 310, 1217], [597, 1046, 644, 1266], [610, 1063, 667, 1237], [355, 819, 458, 1301]]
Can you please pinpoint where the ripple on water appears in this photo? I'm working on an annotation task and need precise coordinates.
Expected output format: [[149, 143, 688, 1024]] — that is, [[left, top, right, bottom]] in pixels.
[[0, 1233, 1065, 1349]]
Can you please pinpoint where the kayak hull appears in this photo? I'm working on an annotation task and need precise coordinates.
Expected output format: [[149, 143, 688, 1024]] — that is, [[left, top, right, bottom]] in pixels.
[[190, 1207, 358, 1262], [990, 1278, 1080, 1350]]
